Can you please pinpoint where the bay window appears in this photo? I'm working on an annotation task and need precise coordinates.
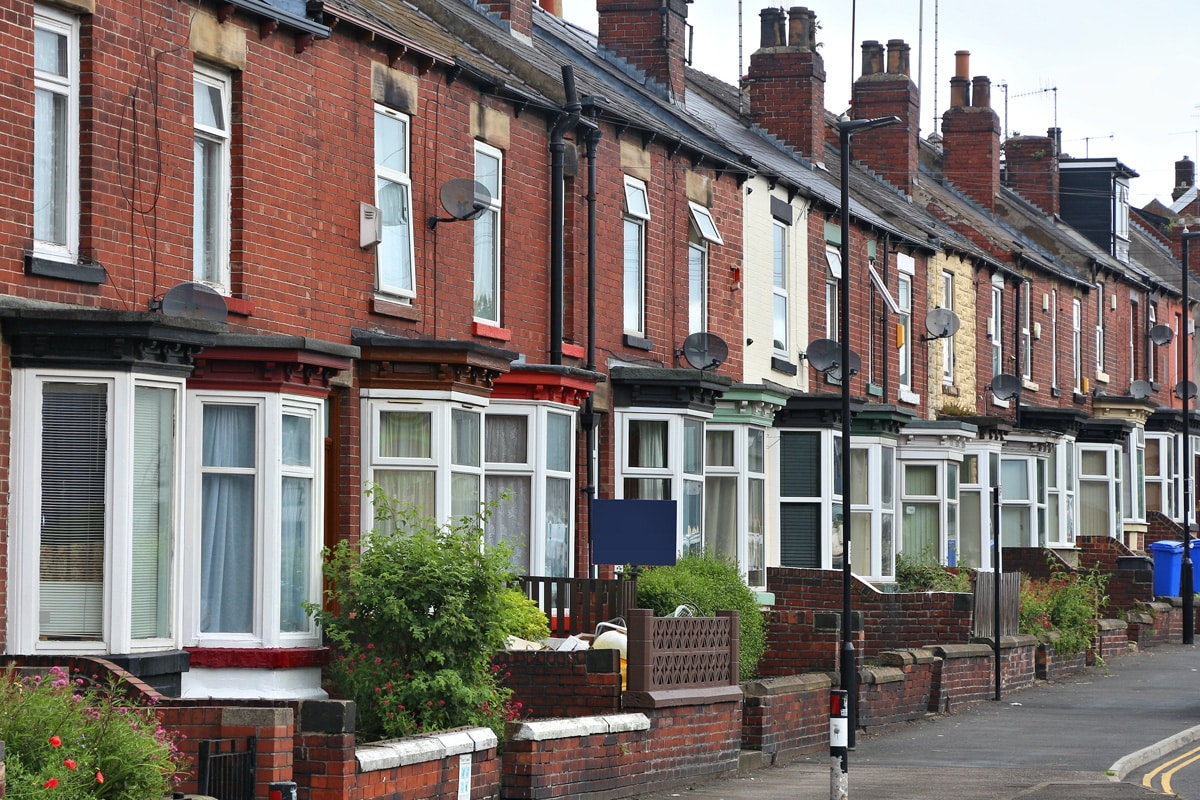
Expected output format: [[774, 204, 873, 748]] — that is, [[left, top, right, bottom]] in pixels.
[[703, 425, 767, 586], [1078, 444, 1122, 539]]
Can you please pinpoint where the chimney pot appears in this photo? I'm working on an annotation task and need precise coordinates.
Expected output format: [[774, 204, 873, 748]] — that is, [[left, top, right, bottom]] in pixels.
[[949, 76, 969, 109], [760, 7, 785, 49], [861, 40, 884, 76], [971, 76, 991, 109], [1175, 155, 1196, 201], [886, 39, 910, 76], [787, 7, 813, 51], [954, 50, 970, 79]]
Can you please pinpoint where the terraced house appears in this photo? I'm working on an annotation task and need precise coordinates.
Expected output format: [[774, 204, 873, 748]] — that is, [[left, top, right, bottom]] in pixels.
[[3, 0, 1200, 763]]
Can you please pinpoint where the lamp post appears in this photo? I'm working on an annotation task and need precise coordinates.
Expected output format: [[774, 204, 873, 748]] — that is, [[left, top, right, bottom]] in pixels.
[[1181, 231, 1199, 645], [835, 115, 900, 766]]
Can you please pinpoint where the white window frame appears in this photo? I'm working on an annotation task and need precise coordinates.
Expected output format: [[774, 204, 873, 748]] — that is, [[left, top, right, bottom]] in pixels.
[[999, 454, 1042, 548], [1072, 297, 1083, 393], [474, 141, 504, 324], [1095, 282, 1106, 375], [623, 176, 650, 335], [899, 460, 955, 566], [374, 105, 416, 299], [941, 272, 955, 384], [1020, 281, 1032, 380], [33, 5, 80, 262], [483, 402, 576, 578], [1148, 302, 1158, 383], [778, 428, 839, 571], [10, 369, 186, 655], [1045, 438, 1076, 548], [772, 221, 789, 355], [687, 237, 708, 335], [1145, 431, 1175, 520], [1123, 427, 1146, 526], [703, 424, 767, 588], [1077, 444, 1122, 540], [184, 391, 324, 649], [850, 439, 897, 581], [897, 254, 915, 402], [193, 63, 232, 291], [1050, 290, 1059, 391]]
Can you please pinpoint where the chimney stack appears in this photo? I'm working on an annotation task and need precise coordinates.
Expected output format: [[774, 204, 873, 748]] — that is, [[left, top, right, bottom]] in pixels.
[[597, 0, 690, 101], [1174, 155, 1195, 202], [847, 38, 920, 194], [941, 51, 1001, 211], [745, 6, 827, 163], [1004, 128, 1060, 217], [478, 0, 534, 41]]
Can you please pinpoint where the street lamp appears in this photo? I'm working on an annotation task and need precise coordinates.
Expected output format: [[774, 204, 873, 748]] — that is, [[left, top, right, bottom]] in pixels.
[[835, 114, 900, 762], [1180, 231, 1200, 645]]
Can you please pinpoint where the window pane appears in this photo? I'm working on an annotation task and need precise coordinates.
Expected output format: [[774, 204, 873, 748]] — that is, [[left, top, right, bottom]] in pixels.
[[193, 135, 224, 283], [624, 477, 670, 500], [451, 471, 480, 519], [1146, 437, 1161, 477], [682, 479, 703, 556], [476, 149, 501, 197], [375, 112, 407, 173], [546, 413, 571, 472], [35, 27, 68, 75], [902, 502, 939, 560], [959, 490, 982, 568], [780, 431, 819, 497], [376, 469, 435, 524], [40, 383, 107, 641], [881, 446, 895, 507], [200, 405, 257, 634], [486, 475, 531, 573], [203, 405, 255, 467], [688, 243, 705, 334], [452, 410, 481, 467], [773, 294, 788, 352], [623, 219, 643, 331], [473, 208, 499, 322], [850, 448, 869, 505], [706, 429, 735, 467], [1001, 459, 1029, 501], [380, 410, 431, 458], [545, 477, 571, 577], [747, 478, 765, 585], [33, 88, 68, 244], [194, 81, 225, 130], [705, 475, 737, 561], [132, 386, 175, 640], [377, 177, 413, 292], [851, 510, 873, 574], [280, 475, 312, 633], [906, 464, 937, 496], [748, 428, 765, 474], [624, 180, 649, 217], [628, 419, 668, 468], [1081, 450, 1106, 476], [684, 419, 703, 475], [282, 413, 312, 467], [486, 414, 528, 463]]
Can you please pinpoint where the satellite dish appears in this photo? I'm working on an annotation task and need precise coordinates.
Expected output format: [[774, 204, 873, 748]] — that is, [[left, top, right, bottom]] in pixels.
[[990, 373, 1021, 402], [924, 307, 961, 340], [159, 281, 228, 322], [829, 350, 861, 382], [1129, 380, 1153, 400], [803, 338, 841, 374], [428, 178, 492, 228], [679, 332, 728, 371], [1149, 324, 1174, 347], [1176, 380, 1198, 400]]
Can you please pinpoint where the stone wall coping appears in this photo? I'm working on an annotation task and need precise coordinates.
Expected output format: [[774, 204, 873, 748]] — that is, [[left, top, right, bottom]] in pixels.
[[877, 648, 936, 667], [741, 673, 831, 698], [969, 634, 1038, 649], [858, 666, 904, 685], [927, 643, 994, 659], [1096, 618, 1128, 631], [1143, 601, 1173, 613], [505, 713, 650, 743], [355, 727, 497, 772], [1126, 611, 1155, 625], [622, 685, 744, 709]]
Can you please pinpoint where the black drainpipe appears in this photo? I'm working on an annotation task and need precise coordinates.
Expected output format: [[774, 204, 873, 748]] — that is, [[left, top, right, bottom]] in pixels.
[[550, 65, 582, 365], [581, 101, 603, 578]]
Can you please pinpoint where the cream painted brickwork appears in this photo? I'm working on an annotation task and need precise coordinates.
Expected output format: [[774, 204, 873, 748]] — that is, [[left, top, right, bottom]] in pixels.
[[926, 250, 978, 416], [740, 179, 809, 391]]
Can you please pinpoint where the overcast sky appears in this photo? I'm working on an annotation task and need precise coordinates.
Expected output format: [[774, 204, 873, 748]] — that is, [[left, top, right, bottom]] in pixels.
[[561, 1, 1200, 209]]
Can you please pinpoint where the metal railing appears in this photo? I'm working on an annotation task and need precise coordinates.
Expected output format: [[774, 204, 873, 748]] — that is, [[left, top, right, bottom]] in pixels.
[[197, 736, 256, 800]]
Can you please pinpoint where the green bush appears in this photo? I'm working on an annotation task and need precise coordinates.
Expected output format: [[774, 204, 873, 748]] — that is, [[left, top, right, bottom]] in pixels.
[[0, 664, 184, 799], [894, 552, 973, 593], [635, 552, 767, 679], [307, 488, 524, 741], [496, 587, 551, 643], [1019, 559, 1108, 656]]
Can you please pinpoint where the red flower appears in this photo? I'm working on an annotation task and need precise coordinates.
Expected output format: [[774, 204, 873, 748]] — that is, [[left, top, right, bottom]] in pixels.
[[64, 759, 77, 770], [44, 778, 60, 789], [96, 771, 105, 784], [49, 735, 62, 747]]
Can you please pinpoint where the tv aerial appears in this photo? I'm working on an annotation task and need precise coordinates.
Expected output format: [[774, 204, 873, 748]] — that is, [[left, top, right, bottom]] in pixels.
[[678, 332, 728, 371], [427, 178, 491, 229], [922, 307, 961, 341], [988, 373, 1021, 402]]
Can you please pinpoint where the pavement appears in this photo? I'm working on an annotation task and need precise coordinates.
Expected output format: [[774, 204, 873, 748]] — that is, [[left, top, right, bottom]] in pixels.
[[633, 643, 1200, 799]]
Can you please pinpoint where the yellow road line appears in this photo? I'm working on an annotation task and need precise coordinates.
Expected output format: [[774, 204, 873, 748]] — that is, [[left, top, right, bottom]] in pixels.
[[1142, 744, 1200, 793]]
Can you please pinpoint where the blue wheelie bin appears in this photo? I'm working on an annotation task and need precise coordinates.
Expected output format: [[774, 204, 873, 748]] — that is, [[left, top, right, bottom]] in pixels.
[[1149, 540, 1184, 597]]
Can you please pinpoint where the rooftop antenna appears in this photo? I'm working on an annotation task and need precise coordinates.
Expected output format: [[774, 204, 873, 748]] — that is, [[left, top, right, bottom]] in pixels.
[[1073, 133, 1113, 158], [1007, 85, 1058, 143], [1170, 130, 1200, 162], [737, 0, 744, 116], [931, 0, 939, 134]]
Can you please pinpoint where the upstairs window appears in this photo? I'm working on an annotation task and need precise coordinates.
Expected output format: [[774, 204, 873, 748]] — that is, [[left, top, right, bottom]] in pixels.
[[772, 221, 788, 354], [193, 65, 232, 290], [1095, 283, 1106, 374], [375, 107, 415, 298], [473, 142, 503, 324], [1020, 282, 1032, 380], [33, 6, 79, 261], [686, 202, 722, 336], [1072, 298, 1082, 392], [623, 177, 650, 335], [941, 272, 955, 384], [825, 246, 842, 340]]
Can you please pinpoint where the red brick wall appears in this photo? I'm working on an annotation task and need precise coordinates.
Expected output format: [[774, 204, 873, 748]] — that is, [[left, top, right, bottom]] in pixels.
[[740, 674, 830, 760], [496, 649, 622, 719], [856, 661, 934, 730]]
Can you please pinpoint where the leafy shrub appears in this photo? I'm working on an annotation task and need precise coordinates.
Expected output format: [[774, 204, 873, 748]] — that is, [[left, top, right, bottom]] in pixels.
[[1019, 559, 1108, 656], [0, 664, 184, 799], [635, 552, 767, 679], [496, 587, 551, 643], [308, 489, 525, 741], [894, 552, 973, 593]]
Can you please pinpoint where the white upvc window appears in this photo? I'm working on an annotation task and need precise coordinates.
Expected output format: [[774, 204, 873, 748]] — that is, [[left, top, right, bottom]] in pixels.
[[778, 429, 838, 570], [1124, 427, 1146, 525], [772, 221, 789, 354], [483, 403, 575, 577], [623, 176, 650, 335], [1148, 303, 1158, 383], [363, 394, 486, 528], [375, 106, 415, 298], [1095, 282, 1106, 374], [474, 141, 503, 324], [941, 272, 955, 384], [825, 246, 842, 339], [1072, 298, 1083, 392], [1078, 444, 1122, 540], [850, 440, 897, 580], [11, 370, 185, 655], [704, 425, 767, 587], [957, 451, 995, 570], [900, 460, 957, 566], [897, 255, 914, 396], [1020, 282, 1032, 380], [1045, 438, 1076, 547], [1145, 432, 1175, 519], [990, 275, 1004, 381], [1050, 290, 1059, 391], [193, 63, 232, 290], [186, 392, 323, 647], [687, 238, 708, 335], [616, 411, 709, 555], [33, 5, 79, 261], [999, 454, 1045, 547]]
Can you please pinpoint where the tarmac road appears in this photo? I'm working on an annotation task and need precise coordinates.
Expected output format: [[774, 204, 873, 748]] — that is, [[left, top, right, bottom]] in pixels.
[[633, 643, 1200, 800]]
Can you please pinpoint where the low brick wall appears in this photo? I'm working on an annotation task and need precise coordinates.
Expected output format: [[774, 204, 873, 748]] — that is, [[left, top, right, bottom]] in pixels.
[[927, 643, 996, 711], [1093, 618, 1133, 663], [356, 728, 500, 800], [740, 673, 831, 762], [1128, 602, 1174, 649], [497, 649, 622, 719], [1035, 637, 1088, 680], [857, 650, 937, 730]]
